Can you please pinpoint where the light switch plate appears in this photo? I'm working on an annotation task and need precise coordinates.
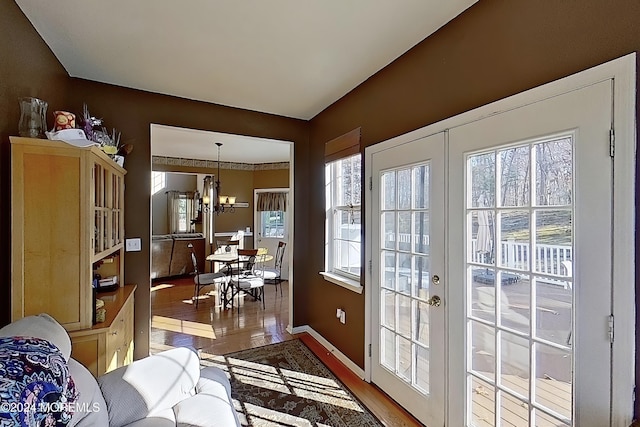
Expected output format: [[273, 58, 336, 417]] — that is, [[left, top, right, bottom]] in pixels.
[[125, 238, 141, 252]]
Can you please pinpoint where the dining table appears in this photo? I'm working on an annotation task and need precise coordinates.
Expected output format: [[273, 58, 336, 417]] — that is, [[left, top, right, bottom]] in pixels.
[[205, 249, 273, 308]]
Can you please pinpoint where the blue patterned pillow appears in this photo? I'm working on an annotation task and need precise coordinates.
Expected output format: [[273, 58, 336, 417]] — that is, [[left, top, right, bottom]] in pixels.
[[0, 336, 78, 426]]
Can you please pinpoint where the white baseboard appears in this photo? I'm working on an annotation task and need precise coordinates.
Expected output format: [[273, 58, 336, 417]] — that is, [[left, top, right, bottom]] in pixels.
[[291, 325, 365, 379]]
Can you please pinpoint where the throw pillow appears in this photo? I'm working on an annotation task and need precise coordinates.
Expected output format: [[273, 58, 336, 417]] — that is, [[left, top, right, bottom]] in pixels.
[[0, 314, 72, 362], [0, 336, 78, 426]]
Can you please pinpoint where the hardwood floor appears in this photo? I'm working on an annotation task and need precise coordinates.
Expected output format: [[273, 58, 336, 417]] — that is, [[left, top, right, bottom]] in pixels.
[[150, 275, 423, 426]]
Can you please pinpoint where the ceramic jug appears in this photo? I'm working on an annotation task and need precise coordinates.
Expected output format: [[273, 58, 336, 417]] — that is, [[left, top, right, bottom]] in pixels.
[[18, 97, 48, 138]]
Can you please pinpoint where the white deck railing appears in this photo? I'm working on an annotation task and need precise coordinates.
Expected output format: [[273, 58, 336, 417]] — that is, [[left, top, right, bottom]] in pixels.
[[471, 239, 573, 285]]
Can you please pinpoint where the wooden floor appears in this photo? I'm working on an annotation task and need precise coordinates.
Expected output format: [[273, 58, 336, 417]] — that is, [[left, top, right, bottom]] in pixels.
[[150, 276, 423, 426]]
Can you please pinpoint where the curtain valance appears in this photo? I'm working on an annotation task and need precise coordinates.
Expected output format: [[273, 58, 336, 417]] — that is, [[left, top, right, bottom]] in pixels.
[[256, 192, 287, 211]]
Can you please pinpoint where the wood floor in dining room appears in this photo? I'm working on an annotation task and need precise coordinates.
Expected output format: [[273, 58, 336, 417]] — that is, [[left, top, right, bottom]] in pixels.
[[151, 275, 423, 427]]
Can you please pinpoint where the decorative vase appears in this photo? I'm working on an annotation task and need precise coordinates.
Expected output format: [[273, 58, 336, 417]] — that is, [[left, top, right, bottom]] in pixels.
[[18, 97, 48, 138]]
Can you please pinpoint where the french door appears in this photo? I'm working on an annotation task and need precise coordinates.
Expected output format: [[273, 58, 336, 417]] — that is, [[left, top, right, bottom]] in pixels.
[[448, 79, 613, 426], [370, 132, 446, 426], [369, 76, 626, 426]]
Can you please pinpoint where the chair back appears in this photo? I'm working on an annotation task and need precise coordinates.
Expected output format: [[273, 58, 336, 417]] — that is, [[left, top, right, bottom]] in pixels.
[[274, 241, 287, 268], [187, 243, 200, 275], [237, 249, 258, 274], [217, 240, 239, 254]]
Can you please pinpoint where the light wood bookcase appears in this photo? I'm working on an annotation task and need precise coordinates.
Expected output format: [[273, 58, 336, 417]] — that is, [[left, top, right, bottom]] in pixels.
[[11, 137, 134, 375]]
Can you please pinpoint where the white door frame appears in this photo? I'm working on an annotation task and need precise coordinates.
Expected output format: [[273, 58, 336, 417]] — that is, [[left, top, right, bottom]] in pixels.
[[254, 187, 290, 278], [364, 53, 635, 425]]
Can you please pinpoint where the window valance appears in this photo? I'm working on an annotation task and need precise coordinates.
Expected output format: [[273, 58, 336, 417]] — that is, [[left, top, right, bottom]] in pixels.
[[256, 192, 287, 211], [324, 127, 361, 163]]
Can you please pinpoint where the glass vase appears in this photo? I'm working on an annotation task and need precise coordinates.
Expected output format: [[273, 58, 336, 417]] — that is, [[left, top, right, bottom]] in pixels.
[[18, 97, 48, 138]]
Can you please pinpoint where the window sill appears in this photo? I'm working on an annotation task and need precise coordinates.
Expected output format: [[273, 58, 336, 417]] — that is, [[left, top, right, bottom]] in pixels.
[[320, 272, 363, 294]]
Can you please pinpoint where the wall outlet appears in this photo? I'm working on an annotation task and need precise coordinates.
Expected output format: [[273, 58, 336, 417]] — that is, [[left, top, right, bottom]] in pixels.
[[125, 238, 142, 252]]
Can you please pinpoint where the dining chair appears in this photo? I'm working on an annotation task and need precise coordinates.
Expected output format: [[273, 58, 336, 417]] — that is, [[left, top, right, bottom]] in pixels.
[[261, 241, 286, 296], [188, 243, 227, 308], [227, 249, 265, 313]]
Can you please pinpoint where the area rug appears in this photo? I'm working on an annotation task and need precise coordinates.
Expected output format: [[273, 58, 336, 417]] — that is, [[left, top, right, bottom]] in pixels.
[[200, 339, 383, 426]]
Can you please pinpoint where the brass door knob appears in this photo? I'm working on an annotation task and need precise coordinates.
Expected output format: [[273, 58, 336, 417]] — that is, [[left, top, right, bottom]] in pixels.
[[427, 295, 441, 307]]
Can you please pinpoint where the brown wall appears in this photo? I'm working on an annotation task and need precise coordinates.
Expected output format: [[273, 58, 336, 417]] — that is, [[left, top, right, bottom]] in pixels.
[[253, 168, 290, 190], [307, 0, 640, 371], [0, 1, 72, 326]]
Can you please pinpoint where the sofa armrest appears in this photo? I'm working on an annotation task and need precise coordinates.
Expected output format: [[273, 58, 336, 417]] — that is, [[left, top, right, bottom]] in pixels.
[[98, 347, 200, 427], [172, 367, 241, 427]]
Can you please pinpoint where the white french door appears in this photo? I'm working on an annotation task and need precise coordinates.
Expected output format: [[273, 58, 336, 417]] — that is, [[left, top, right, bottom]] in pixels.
[[370, 132, 446, 427], [448, 79, 613, 426], [367, 57, 636, 426]]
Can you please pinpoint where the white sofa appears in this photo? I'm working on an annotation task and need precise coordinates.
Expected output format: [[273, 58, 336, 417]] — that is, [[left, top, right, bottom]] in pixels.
[[0, 314, 240, 427]]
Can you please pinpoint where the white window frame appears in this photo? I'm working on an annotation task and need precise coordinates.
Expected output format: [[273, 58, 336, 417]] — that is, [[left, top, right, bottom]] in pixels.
[[151, 171, 166, 195], [260, 210, 286, 238], [321, 153, 363, 293]]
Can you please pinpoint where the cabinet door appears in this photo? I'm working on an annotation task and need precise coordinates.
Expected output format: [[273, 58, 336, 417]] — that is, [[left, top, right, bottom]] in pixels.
[[11, 141, 89, 330], [70, 332, 106, 377]]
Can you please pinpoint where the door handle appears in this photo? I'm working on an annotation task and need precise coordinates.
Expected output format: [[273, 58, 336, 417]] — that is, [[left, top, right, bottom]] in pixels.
[[427, 295, 441, 307]]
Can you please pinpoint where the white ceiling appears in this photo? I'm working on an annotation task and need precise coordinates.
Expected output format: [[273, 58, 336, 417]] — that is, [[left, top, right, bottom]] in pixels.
[[151, 124, 291, 164], [16, 0, 476, 163]]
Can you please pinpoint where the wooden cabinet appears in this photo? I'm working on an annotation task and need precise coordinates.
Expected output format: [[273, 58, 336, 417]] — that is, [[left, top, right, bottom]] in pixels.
[[69, 285, 135, 376], [11, 137, 133, 375]]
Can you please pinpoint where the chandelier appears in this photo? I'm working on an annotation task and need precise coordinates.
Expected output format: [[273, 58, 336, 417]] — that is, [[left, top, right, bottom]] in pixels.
[[202, 142, 236, 214]]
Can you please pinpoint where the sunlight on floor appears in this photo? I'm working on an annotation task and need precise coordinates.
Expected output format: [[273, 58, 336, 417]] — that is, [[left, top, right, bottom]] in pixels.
[[220, 357, 362, 412], [239, 402, 332, 427], [150, 283, 175, 292], [151, 315, 217, 339]]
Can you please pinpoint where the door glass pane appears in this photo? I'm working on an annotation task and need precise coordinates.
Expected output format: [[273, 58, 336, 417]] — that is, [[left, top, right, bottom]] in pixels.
[[398, 169, 411, 210], [469, 152, 496, 208], [397, 335, 412, 382], [535, 277, 572, 347], [381, 327, 395, 371], [415, 301, 429, 345], [470, 376, 495, 427], [500, 273, 530, 335], [382, 171, 396, 210], [500, 210, 530, 271], [413, 211, 429, 254], [398, 211, 411, 252], [470, 320, 495, 382], [397, 295, 411, 338], [499, 146, 530, 207], [415, 345, 430, 393], [378, 162, 432, 398], [466, 136, 574, 426], [535, 138, 572, 206], [383, 212, 396, 250], [500, 331, 530, 398], [381, 289, 395, 329], [413, 165, 429, 208], [382, 251, 396, 290], [500, 391, 529, 426], [470, 210, 495, 265], [534, 343, 572, 421]]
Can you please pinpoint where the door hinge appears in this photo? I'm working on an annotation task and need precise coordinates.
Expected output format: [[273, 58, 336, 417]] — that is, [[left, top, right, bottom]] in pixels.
[[369, 176, 372, 191], [608, 314, 614, 343], [609, 128, 615, 157], [368, 343, 372, 357], [368, 259, 372, 274]]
